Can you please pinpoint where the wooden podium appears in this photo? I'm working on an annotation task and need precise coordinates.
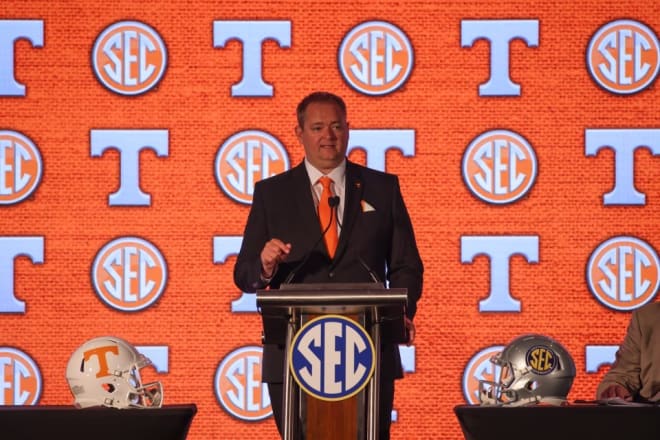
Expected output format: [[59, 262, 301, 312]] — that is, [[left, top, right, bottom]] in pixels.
[[257, 283, 407, 440]]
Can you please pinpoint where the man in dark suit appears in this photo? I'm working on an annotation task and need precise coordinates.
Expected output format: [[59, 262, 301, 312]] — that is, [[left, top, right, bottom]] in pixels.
[[234, 91, 423, 439]]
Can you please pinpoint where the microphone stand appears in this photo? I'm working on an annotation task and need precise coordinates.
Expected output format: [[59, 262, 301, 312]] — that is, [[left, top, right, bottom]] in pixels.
[[283, 196, 339, 284]]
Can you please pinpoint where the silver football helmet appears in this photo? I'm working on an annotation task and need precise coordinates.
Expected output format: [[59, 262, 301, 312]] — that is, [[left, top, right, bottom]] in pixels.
[[66, 336, 163, 409], [479, 334, 575, 406]]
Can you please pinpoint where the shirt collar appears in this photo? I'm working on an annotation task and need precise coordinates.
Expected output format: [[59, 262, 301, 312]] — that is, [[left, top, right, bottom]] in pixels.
[[304, 158, 346, 186]]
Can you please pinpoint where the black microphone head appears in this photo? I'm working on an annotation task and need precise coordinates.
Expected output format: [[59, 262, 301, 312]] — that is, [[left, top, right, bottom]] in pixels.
[[329, 196, 340, 208]]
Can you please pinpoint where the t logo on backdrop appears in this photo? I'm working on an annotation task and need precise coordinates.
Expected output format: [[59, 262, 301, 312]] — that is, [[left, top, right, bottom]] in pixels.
[[0, 20, 43, 97], [213, 21, 291, 97], [0, 237, 43, 313], [461, 236, 539, 312], [585, 129, 660, 205], [90, 129, 169, 206], [461, 19, 539, 96]]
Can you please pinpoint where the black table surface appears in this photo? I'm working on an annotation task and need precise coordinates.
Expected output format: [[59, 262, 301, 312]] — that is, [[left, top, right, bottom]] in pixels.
[[0, 404, 197, 440], [454, 403, 660, 440]]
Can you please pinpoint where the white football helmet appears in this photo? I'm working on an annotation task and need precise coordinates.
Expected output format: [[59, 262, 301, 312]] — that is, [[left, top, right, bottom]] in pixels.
[[66, 336, 163, 409], [479, 334, 575, 406]]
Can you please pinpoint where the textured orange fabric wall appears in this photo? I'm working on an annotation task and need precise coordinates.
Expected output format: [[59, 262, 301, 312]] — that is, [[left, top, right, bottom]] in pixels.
[[1, 0, 659, 439]]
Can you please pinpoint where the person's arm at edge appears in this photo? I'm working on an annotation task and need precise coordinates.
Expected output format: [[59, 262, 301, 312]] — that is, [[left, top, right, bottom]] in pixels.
[[234, 182, 272, 293], [386, 176, 423, 345], [596, 310, 643, 400]]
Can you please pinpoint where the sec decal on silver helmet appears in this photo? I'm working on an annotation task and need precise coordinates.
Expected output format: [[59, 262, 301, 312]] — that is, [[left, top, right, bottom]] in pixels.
[[66, 336, 163, 409], [479, 334, 576, 406]]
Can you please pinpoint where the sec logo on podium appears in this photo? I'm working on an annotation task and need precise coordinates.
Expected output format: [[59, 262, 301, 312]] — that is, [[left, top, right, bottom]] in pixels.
[[289, 315, 375, 401]]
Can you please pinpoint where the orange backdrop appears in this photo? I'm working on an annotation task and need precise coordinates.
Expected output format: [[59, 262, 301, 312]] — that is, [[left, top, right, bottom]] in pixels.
[[1, 0, 659, 439]]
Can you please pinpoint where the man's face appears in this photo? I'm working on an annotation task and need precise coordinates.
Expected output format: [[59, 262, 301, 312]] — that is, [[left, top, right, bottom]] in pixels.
[[295, 101, 349, 174]]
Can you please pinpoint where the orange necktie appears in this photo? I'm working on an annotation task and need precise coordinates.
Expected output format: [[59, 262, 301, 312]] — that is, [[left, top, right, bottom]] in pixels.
[[318, 176, 338, 258]]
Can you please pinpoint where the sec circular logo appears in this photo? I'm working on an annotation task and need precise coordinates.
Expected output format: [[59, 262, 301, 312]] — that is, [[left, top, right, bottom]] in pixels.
[[91, 236, 168, 312], [525, 345, 557, 375], [215, 346, 271, 421], [587, 236, 659, 311], [587, 19, 660, 94], [462, 130, 537, 204], [339, 20, 414, 96], [0, 347, 42, 405], [462, 345, 504, 405], [0, 130, 43, 205], [92, 20, 167, 95], [215, 130, 289, 205], [290, 315, 375, 401]]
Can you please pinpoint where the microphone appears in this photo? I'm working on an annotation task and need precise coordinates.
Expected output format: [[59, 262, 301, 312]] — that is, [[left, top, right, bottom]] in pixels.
[[328, 196, 342, 228], [283, 196, 339, 284], [357, 256, 409, 343], [358, 256, 382, 284]]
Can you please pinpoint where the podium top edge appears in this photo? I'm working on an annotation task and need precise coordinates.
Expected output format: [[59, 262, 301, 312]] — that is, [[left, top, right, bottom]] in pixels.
[[256, 283, 408, 307], [256, 293, 407, 308], [272, 282, 395, 291], [258, 283, 406, 293]]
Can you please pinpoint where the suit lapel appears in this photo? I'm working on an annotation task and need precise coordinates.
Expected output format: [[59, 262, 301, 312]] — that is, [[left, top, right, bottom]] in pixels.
[[288, 163, 321, 249], [332, 162, 363, 263]]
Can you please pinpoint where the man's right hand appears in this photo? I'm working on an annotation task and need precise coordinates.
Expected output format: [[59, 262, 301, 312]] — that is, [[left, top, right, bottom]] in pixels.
[[599, 384, 632, 401], [260, 239, 292, 278]]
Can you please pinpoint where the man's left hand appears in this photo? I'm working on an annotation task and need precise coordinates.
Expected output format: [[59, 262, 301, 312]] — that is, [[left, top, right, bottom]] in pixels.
[[404, 317, 415, 345]]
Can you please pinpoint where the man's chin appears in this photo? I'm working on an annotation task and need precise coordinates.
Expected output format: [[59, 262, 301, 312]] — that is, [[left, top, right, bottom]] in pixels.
[[307, 154, 345, 172]]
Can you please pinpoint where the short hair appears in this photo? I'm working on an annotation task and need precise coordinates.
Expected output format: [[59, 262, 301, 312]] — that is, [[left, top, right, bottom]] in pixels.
[[296, 91, 347, 127]]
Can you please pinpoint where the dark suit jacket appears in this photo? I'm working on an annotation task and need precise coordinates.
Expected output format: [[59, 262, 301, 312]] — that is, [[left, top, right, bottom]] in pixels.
[[234, 159, 424, 383]]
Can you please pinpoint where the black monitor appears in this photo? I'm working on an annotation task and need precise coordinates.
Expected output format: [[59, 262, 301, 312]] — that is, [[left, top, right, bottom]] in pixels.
[[454, 404, 660, 440], [0, 404, 197, 440]]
